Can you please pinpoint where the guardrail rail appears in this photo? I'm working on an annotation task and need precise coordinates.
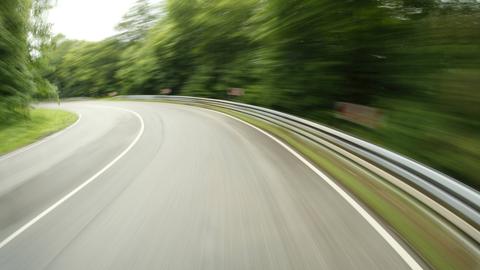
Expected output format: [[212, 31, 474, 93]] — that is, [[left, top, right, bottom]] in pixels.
[[119, 95, 480, 243]]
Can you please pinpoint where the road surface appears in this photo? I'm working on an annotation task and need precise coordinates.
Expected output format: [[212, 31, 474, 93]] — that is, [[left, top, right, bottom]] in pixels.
[[0, 101, 422, 269]]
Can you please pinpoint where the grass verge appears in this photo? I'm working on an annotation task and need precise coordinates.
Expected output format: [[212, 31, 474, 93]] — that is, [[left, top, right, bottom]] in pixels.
[[194, 103, 479, 270], [0, 108, 78, 155]]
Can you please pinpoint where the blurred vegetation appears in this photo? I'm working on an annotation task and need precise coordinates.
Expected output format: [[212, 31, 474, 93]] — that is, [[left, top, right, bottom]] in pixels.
[[0, 0, 58, 124], [2, 0, 479, 189]]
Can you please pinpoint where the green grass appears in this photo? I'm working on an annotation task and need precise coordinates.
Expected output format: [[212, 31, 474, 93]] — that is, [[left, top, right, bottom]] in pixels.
[[0, 108, 78, 155], [190, 103, 479, 270]]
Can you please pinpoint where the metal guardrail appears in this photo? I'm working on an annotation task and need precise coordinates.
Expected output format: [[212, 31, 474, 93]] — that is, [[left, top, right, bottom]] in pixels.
[[120, 95, 480, 243]]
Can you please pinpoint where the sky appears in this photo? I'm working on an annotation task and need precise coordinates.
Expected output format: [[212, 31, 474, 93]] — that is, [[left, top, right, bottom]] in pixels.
[[48, 0, 142, 41]]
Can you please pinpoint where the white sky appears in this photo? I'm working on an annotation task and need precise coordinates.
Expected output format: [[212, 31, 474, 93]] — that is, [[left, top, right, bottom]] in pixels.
[[48, 0, 144, 41]]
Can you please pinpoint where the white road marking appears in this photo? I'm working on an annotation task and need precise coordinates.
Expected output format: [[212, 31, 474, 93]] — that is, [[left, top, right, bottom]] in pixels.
[[0, 106, 145, 249], [0, 112, 82, 162], [208, 109, 424, 270]]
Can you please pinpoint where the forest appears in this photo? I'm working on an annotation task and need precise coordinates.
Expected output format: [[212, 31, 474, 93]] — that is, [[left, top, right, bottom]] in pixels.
[[1, 0, 479, 189]]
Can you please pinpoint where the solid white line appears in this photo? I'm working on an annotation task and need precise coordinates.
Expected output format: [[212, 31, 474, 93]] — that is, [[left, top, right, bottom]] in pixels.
[[209, 109, 423, 270], [0, 106, 145, 249], [0, 112, 82, 162]]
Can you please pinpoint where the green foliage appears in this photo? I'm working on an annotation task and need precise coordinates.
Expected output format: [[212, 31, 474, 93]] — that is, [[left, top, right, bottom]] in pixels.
[[0, 0, 57, 123], [115, 0, 158, 43], [49, 37, 123, 97], [46, 0, 480, 188], [0, 0, 34, 122]]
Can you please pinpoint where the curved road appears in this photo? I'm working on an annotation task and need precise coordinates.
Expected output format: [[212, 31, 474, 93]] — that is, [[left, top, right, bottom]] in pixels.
[[0, 101, 422, 269]]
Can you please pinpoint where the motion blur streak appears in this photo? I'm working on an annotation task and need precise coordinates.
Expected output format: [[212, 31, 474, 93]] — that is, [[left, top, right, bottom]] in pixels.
[[42, 0, 480, 191], [1, 0, 479, 269], [211, 109, 423, 270], [0, 101, 419, 270]]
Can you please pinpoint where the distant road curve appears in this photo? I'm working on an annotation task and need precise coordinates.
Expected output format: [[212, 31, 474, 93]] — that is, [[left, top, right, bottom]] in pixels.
[[0, 101, 424, 270]]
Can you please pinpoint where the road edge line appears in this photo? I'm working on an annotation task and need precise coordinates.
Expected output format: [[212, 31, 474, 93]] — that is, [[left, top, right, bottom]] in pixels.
[[207, 108, 424, 270], [0, 106, 144, 249]]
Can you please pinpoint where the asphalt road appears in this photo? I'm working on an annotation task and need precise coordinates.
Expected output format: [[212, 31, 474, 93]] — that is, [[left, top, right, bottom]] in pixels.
[[0, 101, 423, 270]]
